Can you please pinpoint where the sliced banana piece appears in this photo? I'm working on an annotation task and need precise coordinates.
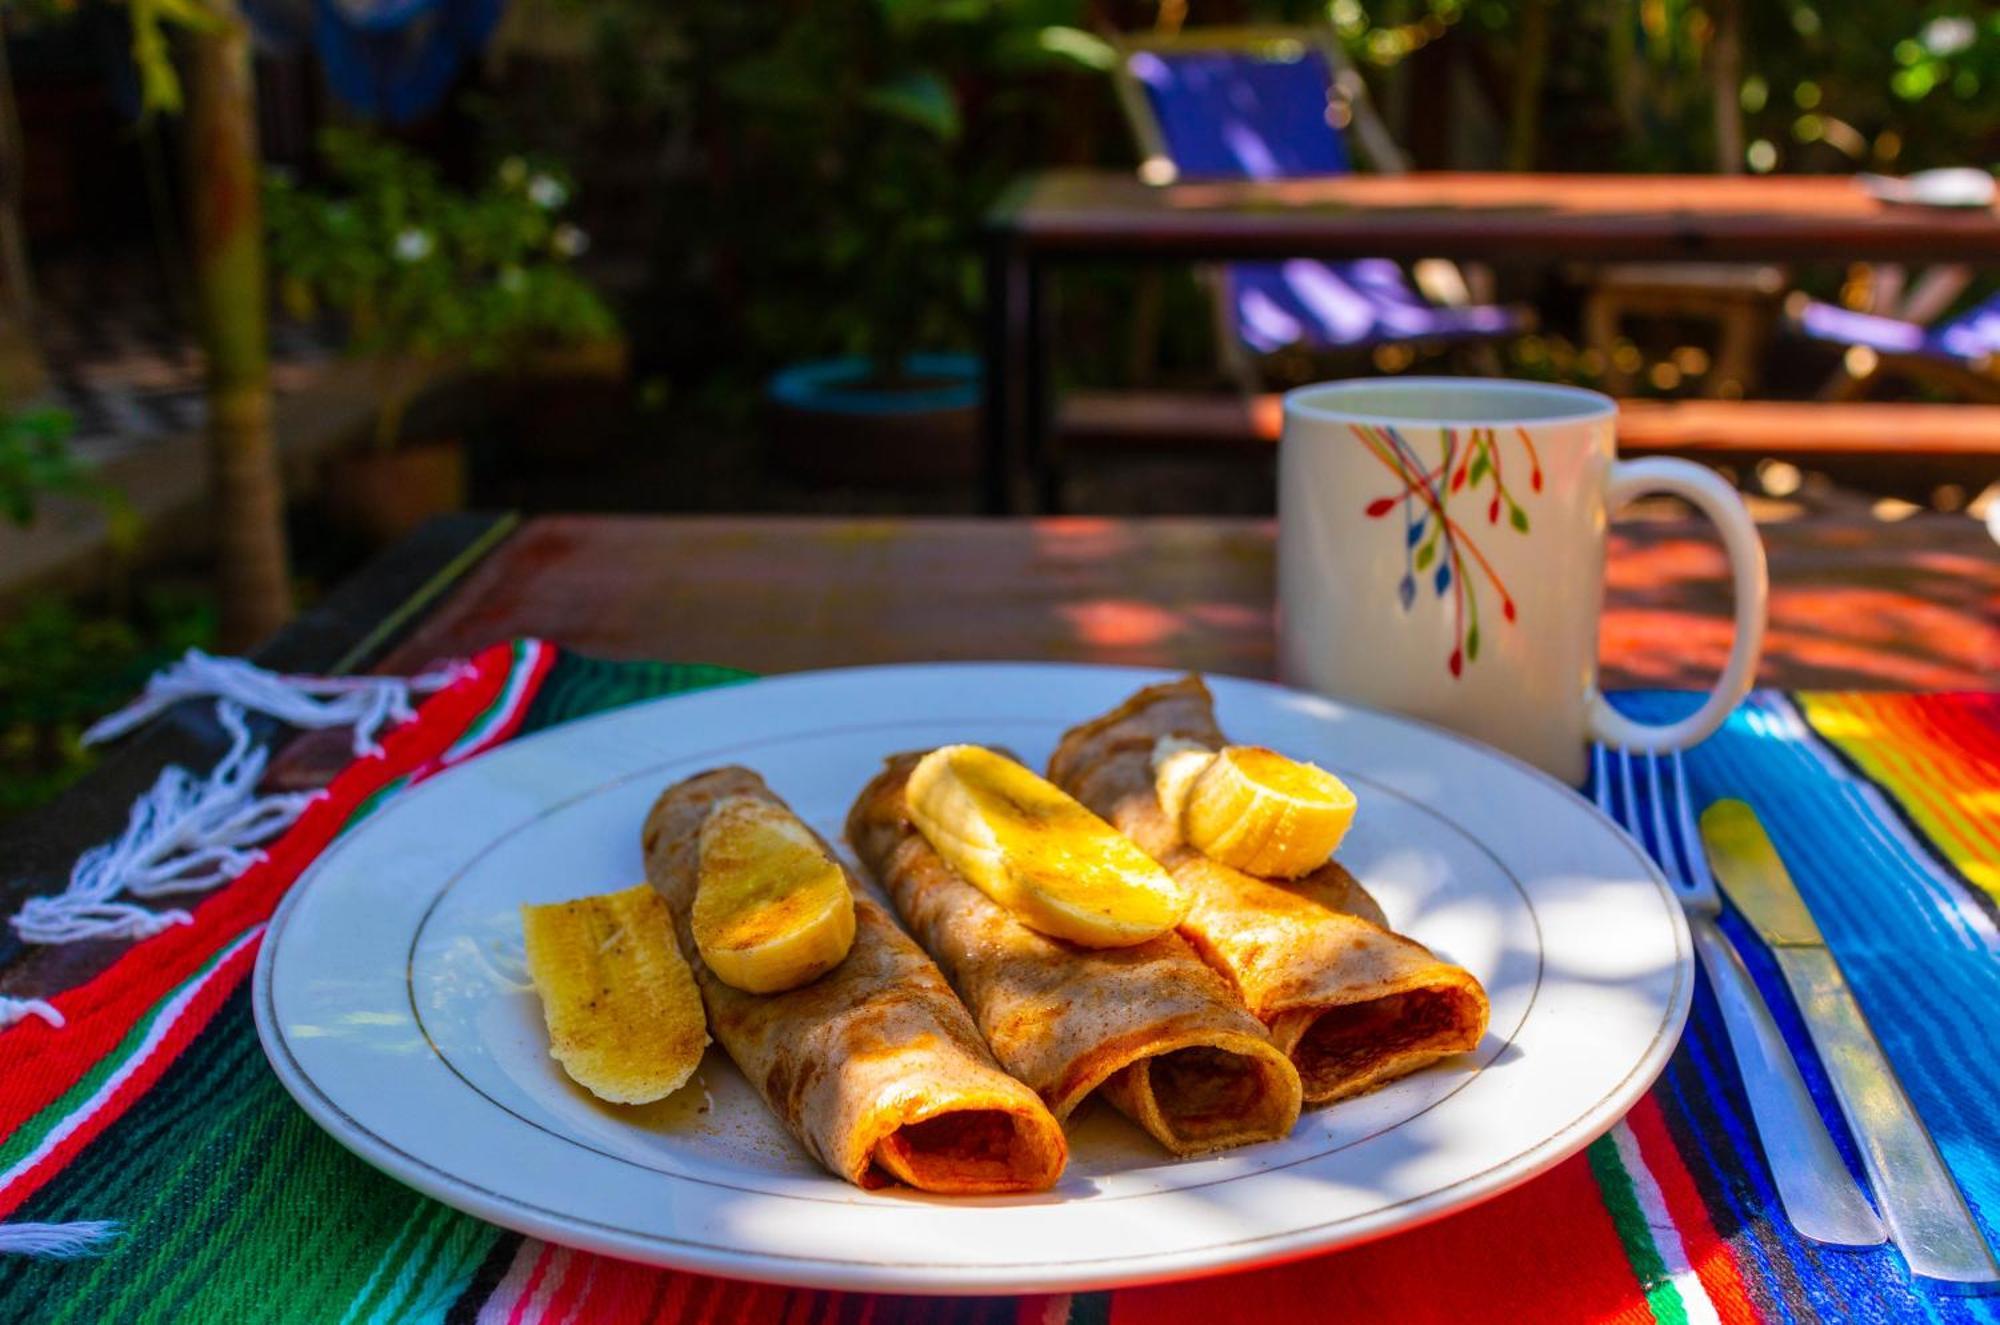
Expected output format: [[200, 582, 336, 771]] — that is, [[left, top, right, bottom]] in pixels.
[[695, 795, 856, 994], [1153, 736, 1218, 824], [521, 883, 708, 1104], [1152, 737, 1357, 879], [905, 744, 1186, 948]]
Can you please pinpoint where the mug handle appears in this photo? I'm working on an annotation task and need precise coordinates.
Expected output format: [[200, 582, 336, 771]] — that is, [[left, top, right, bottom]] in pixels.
[[1587, 457, 1769, 753]]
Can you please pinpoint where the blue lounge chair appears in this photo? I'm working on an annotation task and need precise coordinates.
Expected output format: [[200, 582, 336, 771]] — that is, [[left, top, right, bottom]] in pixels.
[[1109, 29, 1526, 373], [1791, 281, 2000, 402]]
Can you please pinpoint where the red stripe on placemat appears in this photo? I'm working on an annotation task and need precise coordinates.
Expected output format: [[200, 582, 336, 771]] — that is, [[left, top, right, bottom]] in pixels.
[[468, 640, 556, 758], [783, 1283, 830, 1325], [649, 1265, 704, 1324], [504, 1240, 557, 1324], [0, 928, 262, 1220], [1903, 692, 2000, 761], [1625, 1096, 1761, 1324], [1849, 694, 2000, 857], [1108, 1151, 1654, 1325], [562, 1252, 670, 1321], [0, 642, 528, 1138], [1014, 1294, 1070, 1325], [709, 1276, 799, 1325], [407, 639, 557, 786]]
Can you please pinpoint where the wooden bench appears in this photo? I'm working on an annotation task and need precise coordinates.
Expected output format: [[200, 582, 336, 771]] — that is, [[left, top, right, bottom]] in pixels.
[[1057, 391, 2000, 464]]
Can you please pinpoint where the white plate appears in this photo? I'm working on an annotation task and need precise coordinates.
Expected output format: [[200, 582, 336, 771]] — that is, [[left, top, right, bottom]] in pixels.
[[1858, 167, 1997, 209], [254, 663, 1690, 1295]]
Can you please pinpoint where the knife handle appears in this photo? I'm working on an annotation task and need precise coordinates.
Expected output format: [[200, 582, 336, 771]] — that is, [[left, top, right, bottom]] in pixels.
[[1774, 947, 2000, 1284], [1690, 916, 1884, 1246]]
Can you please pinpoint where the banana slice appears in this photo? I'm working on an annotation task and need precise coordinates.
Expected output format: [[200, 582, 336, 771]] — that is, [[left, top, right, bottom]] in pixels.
[[695, 795, 856, 994], [905, 744, 1187, 948], [1153, 737, 1357, 879], [1153, 737, 1218, 825], [521, 884, 708, 1104]]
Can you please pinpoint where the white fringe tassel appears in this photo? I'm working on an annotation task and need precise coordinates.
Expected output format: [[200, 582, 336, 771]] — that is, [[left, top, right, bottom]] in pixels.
[[0, 995, 65, 1029], [4, 652, 465, 953], [0, 654, 466, 1252], [83, 648, 463, 757], [10, 703, 316, 947], [0, 1221, 122, 1258]]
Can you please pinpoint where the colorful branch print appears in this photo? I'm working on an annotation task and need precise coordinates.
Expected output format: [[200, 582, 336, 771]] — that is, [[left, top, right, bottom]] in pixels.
[[1354, 423, 1537, 678]]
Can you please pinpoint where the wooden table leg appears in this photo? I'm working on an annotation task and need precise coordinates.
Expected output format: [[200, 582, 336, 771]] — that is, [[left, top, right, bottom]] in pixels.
[[1710, 301, 1765, 399], [982, 240, 1028, 515], [1584, 287, 1631, 395], [1027, 261, 1058, 514]]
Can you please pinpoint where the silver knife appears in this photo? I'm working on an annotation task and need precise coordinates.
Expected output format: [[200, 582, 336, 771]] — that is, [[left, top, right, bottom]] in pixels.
[[1701, 798, 2000, 1285]]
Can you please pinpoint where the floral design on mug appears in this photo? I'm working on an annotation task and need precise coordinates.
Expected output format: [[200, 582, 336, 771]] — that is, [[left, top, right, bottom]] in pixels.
[[1355, 424, 1541, 678]]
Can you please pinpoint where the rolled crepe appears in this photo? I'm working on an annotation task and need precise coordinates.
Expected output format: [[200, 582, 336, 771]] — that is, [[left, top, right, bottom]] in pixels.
[[642, 766, 1067, 1193], [1049, 677, 1490, 1105], [847, 753, 1302, 1155]]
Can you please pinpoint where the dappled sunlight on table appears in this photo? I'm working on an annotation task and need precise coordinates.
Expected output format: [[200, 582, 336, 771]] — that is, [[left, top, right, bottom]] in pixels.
[[1056, 598, 1185, 651], [1604, 607, 1991, 690], [1031, 516, 1132, 562], [1602, 525, 1996, 690], [1185, 601, 1270, 633], [370, 516, 1997, 695]]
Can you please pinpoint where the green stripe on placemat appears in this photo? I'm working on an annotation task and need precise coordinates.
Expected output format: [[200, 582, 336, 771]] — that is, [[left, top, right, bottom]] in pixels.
[[1584, 1134, 1687, 1325], [11, 659, 1998, 1323], [0, 651, 748, 1323], [1068, 1290, 1115, 1325], [519, 654, 753, 733], [441, 1231, 525, 1325], [0, 987, 505, 1324]]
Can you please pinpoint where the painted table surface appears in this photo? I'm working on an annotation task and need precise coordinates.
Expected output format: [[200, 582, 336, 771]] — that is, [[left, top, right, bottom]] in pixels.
[[375, 514, 2000, 692], [992, 171, 2000, 262]]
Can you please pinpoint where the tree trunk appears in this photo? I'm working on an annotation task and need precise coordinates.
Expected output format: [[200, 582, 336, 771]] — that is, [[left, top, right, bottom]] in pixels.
[[0, 39, 46, 405], [187, 5, 292, 649], [1505, 0, 1551, 171], [1605, 0, 1643, 152], [1709, 0, 1744, 174]]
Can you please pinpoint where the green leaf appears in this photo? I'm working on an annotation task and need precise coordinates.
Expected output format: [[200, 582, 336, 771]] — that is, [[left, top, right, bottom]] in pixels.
[[716, 55, 823, 110], [1469, 453, 1490, 485], [1035, 26, 1117, 70], [878, 0, 993, 25], [1414, 541, 1436, 571], [863, 70, 962, 140], [874, 0, 949, 31], [1466, 623, 1481, 661], [1509, 505, 1530, 533], [101, 494, 142, 554], [147, 0, 227, 33]]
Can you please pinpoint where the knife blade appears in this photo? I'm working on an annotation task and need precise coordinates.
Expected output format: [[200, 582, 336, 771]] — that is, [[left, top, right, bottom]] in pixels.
[[1700, 798, 1999, 1286]]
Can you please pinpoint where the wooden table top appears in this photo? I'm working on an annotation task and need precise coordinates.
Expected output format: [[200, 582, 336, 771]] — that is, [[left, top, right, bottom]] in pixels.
[[379, 514, 2000, 691], [991, 170, 2000, 263], [6, 510, 1991, 1005]]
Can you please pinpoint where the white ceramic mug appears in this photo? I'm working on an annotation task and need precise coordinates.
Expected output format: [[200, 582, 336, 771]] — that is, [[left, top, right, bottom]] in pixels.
[[1277, 378, 1767, 785]]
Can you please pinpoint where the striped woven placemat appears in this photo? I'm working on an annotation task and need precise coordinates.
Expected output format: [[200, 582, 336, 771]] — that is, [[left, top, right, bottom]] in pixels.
[[3, 643, 1995, 1323]]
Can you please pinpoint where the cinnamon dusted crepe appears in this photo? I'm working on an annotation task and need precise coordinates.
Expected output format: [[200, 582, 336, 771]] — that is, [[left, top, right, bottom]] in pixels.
[[847, 752, 1302, 1156], [642, 767, 1067, 1193], [1049, 677, 1490, 1104]]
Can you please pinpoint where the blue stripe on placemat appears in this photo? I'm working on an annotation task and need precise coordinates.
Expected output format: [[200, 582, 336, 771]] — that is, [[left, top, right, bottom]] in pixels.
[[1609, 691, 2000, 1316]]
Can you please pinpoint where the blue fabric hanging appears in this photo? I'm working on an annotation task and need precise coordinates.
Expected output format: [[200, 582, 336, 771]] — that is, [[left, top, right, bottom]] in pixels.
[[240, 0, 315, 52], [316, 0, 505, 123], [241, 0, 505, 123]]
